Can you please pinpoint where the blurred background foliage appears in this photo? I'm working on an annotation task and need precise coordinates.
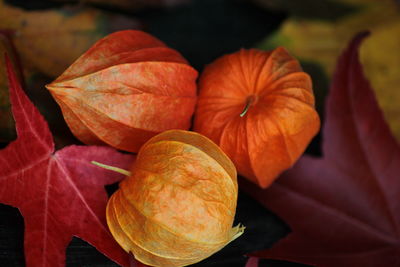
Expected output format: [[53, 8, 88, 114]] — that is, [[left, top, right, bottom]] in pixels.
[[257, 0, 400, 142], [0, 0, 399, 266]]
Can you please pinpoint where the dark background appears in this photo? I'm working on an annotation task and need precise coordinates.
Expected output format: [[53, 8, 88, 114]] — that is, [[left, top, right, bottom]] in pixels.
[[0, 0, 317, 266]]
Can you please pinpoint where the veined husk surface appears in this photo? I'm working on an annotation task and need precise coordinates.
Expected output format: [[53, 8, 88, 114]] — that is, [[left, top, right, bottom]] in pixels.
[[107, 130, 244, 267], [47, 30, 197, 152], [194, 48, 320, 188]]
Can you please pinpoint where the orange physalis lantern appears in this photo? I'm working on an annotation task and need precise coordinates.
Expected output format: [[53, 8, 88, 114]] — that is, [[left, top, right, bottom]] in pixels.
[[46, 30, 197, 152], [194, 48, 320, 188], [106, 130, 244, 267]]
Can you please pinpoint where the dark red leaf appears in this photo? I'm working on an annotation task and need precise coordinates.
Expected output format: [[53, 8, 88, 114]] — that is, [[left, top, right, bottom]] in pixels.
[[241, 32, 400, 266], [0, 56, 135, 266], [129, 255, 150, 267], [245, 257, 259, 267]]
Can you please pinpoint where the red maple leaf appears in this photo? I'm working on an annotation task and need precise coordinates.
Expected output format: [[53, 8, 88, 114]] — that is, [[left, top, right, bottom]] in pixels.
[[241, 32, 400, 266], [0, 56, 135, 266], [245, 257, 259, 267]]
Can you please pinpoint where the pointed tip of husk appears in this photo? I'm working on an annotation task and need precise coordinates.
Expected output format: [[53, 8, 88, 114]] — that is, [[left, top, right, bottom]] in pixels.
[[45, 83, 63, 96], [229, 223, 245, 243]]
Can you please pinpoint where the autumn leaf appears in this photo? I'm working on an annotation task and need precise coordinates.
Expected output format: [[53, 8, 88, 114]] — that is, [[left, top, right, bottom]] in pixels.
[[0, 56, 135, 266], [245, 257, 259, 267], [130, 256, 151, 267], [0, 31, 19, 142], [258, 0, 400, 141], [0, 0, 140, 77], [242, 32, 400, 266]]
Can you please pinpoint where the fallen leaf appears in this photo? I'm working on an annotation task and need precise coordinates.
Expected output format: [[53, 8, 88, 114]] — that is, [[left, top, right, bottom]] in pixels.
[[359, 20, 400, 145], [245, 257, 259, 267], [259, 0, 397, 77], [0, 56, 134, 266], [0, 31, 19, 142], [242, 32, 400, 266], [258, 0, 400, 140], [0, 0, 140, 77], [130, 255, 151, 267]]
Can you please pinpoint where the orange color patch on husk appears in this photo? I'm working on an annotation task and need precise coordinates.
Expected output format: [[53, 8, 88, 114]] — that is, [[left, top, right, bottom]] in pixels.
[[194, 48, 320, 188], [107, 130, 244, 267], [46, 30, 197, 152]]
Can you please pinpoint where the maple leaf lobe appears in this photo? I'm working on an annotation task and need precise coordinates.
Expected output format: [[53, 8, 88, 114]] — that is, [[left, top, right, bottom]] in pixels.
[[0, 55, 134, 267]]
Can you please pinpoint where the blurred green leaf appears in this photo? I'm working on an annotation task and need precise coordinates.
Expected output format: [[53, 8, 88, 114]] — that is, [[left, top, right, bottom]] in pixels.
[[258, 0, 400, 141]]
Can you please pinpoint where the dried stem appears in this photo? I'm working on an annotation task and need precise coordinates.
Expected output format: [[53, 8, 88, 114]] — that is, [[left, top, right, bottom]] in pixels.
[[240, 101, 251, 117], [240, 96, 255, 117], [91, 161, 131, 176]]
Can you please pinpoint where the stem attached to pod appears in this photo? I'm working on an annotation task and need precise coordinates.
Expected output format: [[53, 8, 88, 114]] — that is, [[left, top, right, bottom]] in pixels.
[[91, 161, 131, 176], [239, 95, 257, 117]]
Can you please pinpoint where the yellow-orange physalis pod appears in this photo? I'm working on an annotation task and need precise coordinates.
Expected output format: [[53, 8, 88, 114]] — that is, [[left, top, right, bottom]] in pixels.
[[106, 130, 244, 267]]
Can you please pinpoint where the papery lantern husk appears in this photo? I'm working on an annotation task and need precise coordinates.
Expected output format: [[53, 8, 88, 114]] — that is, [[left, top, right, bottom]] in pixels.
[[46, 30, 197, 152], [107, 130, 244, 267], [194, 48, 320, 188]]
